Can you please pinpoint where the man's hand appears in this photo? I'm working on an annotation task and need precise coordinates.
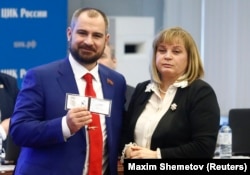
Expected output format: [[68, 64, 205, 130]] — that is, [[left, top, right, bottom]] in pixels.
[[66, 107, 92, 134]]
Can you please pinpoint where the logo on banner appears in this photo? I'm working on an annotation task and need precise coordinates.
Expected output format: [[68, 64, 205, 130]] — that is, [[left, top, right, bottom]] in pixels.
[[0, 8, 48, 18]]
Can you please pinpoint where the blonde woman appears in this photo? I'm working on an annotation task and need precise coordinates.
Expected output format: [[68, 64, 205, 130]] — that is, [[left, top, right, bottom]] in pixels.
[[121, 27, 220, 160]]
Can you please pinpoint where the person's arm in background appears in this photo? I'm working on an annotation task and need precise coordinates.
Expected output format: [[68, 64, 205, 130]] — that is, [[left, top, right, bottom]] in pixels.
[[0, 73, 19, 140], [0, 118, 10, 140], [0, 72, 20, 164]]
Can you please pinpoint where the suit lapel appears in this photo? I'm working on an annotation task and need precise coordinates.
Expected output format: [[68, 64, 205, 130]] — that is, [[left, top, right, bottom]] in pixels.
[[56, 58, 79, 95], [98, 65, 115, 100], [98, 66, 116, 138], [130, 89, 153, 127]]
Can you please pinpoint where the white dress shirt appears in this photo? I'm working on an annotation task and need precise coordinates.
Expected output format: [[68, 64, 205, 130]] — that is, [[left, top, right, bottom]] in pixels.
[[134, 80, 188, 155], [61, 54, 107, 175]]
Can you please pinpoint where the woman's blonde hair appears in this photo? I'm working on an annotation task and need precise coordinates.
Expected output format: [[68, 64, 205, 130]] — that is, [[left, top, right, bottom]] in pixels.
[[150, 27, 204, 85]]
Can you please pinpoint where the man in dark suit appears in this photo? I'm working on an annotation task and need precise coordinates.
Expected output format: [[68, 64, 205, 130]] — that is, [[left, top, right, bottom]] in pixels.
[[98, 44, 135, 110], [0, 72, 20, 164], [10, 7, 126, 175]]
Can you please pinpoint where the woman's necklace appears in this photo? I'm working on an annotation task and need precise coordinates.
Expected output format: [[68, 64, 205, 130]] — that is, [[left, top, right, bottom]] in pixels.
[[158, 86, 167, 94]]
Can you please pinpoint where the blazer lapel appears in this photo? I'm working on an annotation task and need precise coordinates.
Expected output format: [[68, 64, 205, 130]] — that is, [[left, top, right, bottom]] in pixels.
[[98, 66, 115, 100], [98, 66, 116, 138], [56, 58, 79, 95], [129, 89, 153, 126]]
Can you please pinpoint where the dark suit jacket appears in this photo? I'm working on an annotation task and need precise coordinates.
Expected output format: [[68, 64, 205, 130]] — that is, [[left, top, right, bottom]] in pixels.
[[125, 84, 134, 111], [10, 58, 126, 175], [0, 72, 20, 163], [122, 79, 220, 158], [0, 73, 18, 120]]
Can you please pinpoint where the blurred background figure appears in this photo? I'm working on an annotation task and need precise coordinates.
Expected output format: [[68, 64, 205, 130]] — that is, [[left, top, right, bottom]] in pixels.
[[98, 44, 135, 110], [0, 72, 20, 164]]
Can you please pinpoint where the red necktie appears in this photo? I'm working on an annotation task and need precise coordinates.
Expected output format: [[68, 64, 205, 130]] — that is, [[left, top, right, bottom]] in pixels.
[[83, 73, 103, 175]]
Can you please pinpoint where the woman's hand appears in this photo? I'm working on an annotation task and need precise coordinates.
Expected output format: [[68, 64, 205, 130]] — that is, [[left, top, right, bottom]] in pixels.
[[128, 145, 157, 159]]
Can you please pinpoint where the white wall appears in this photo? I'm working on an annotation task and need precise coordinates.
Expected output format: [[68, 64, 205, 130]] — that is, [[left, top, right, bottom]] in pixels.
[[203, 0, 250, 116], [163, 0, 250, 116], [109, 17, 154, 86], [163, 0, 202, 54]]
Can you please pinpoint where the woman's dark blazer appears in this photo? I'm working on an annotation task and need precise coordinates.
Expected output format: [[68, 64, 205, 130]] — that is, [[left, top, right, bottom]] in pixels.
[[122, 79, 220, 158]]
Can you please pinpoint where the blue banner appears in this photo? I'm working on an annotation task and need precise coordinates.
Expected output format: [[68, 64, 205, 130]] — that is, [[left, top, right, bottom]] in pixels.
[[0, 0, 68, 87]]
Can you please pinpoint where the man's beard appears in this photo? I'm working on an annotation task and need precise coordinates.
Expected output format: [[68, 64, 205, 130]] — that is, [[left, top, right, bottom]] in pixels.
[[69, 45, 103, 65]]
